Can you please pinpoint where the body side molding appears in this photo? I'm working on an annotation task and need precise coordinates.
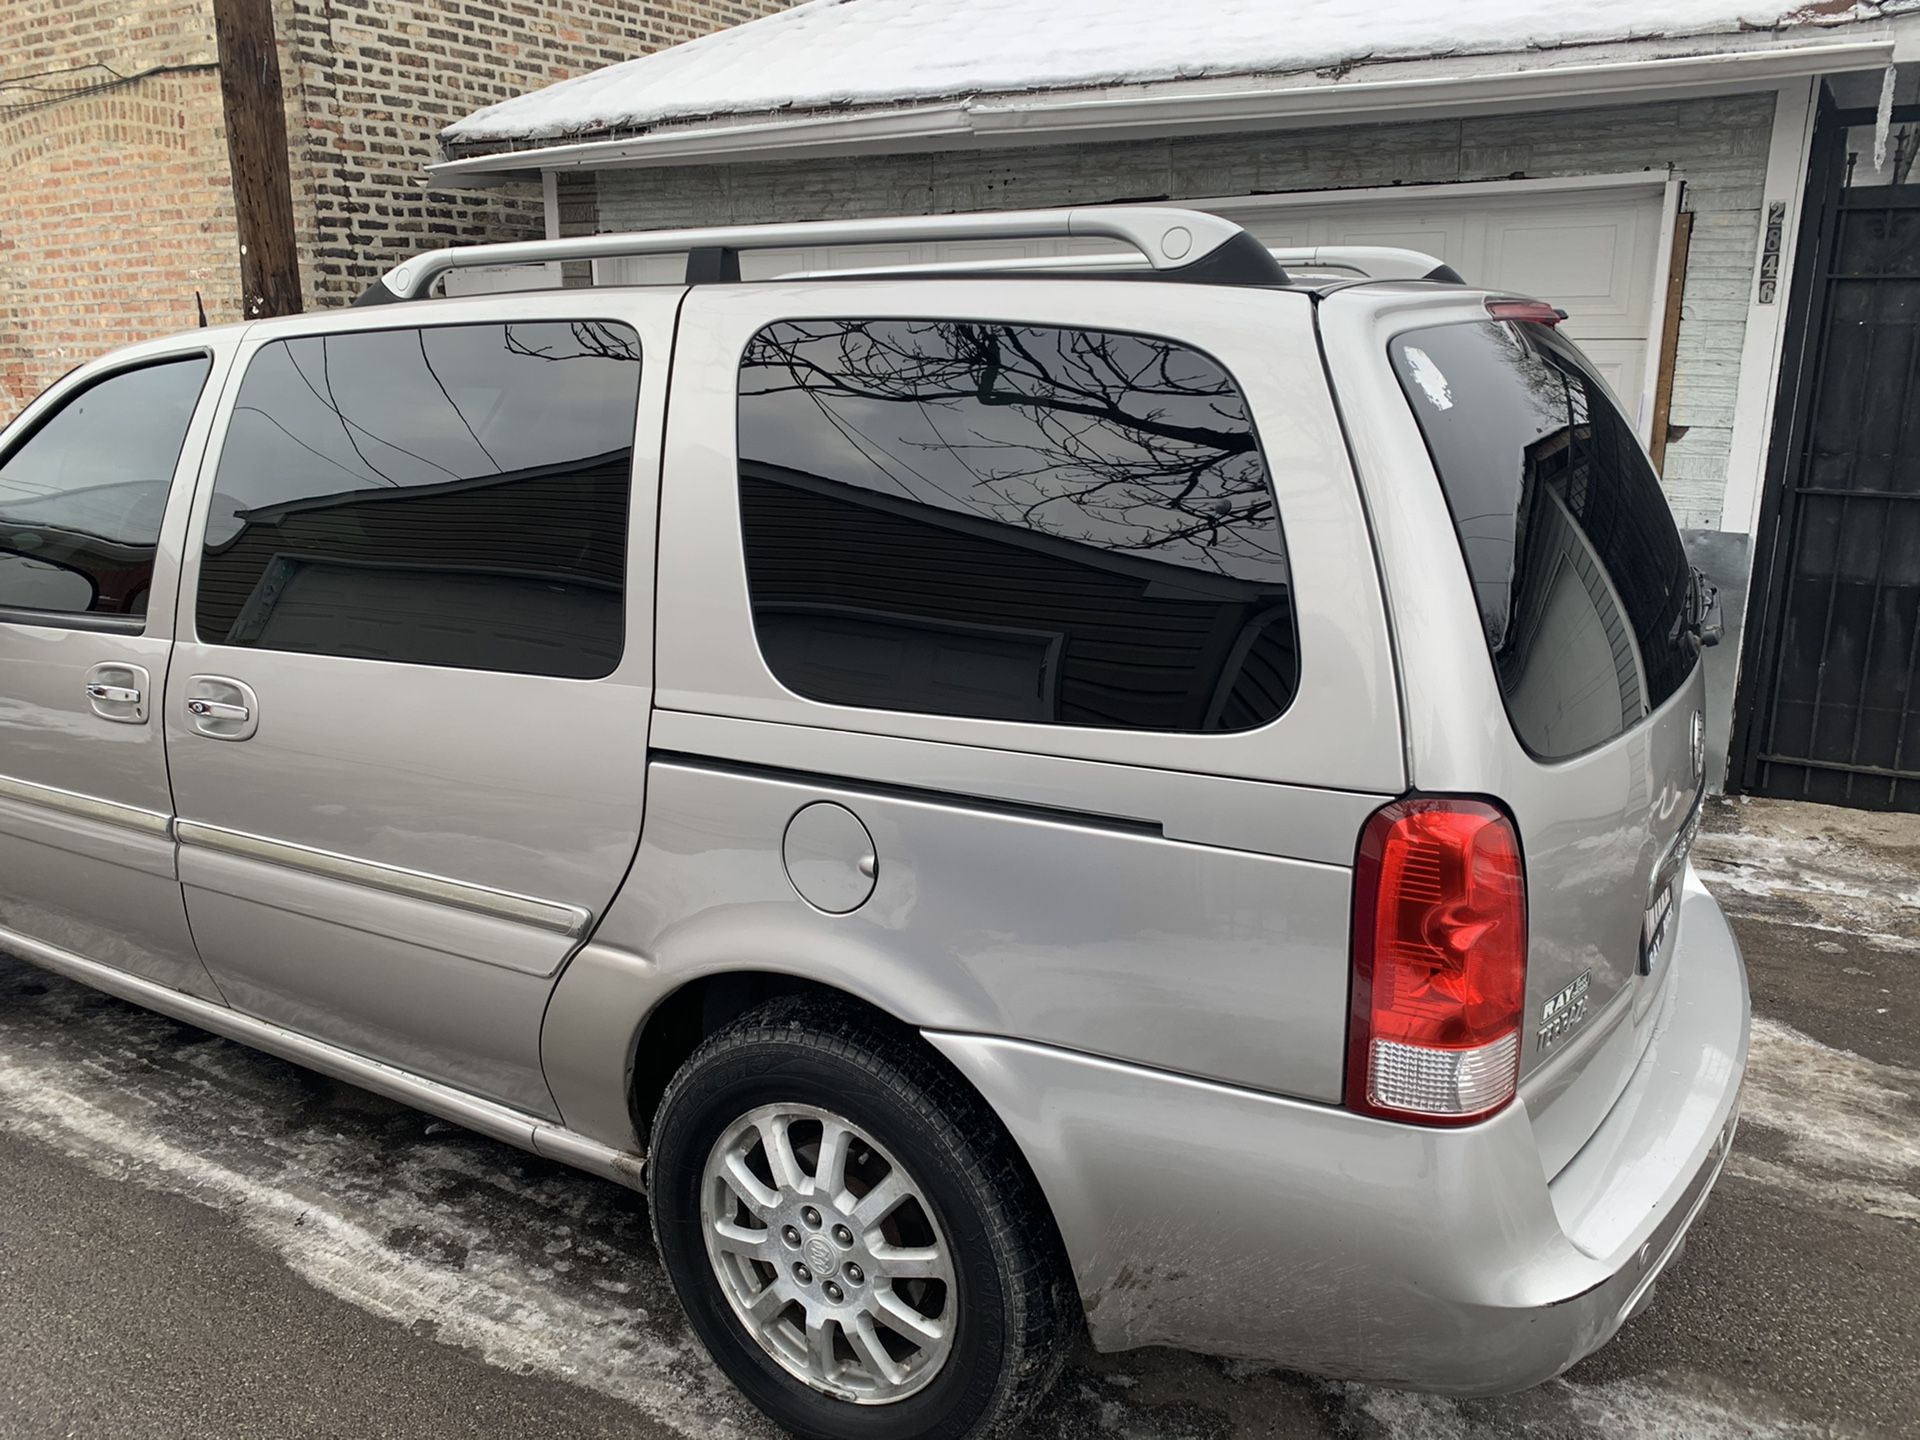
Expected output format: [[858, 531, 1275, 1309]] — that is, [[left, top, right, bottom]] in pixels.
[[0, 772, 171, 838], [174, 820, 591, 937]]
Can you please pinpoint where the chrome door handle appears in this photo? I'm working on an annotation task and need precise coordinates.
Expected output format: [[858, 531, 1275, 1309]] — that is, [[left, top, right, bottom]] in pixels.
[[187, 697, 250, 722], [83, 663, 151, 724], [183, 675, 260, 740]]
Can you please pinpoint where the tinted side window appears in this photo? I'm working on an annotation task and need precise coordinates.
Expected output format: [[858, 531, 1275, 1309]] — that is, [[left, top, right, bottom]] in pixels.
[[0, 356, 211, 618], [200, 323, 641, 679], [736, 320, 1296, 731], [1390, 321, 1695, 758]]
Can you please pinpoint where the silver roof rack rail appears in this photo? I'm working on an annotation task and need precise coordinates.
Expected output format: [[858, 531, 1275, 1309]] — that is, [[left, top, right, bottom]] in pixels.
[[353, 206, 1284, 305], [776, 252, 1139, 279], [773, 245, 1469, 285]]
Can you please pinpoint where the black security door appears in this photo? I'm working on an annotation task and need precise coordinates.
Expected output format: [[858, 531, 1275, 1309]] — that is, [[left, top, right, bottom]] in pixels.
[[1737, 102, 1920, 809]]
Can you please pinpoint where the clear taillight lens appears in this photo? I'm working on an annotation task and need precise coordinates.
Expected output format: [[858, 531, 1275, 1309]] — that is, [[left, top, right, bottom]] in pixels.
[[1347, 798, 1528, 1125]]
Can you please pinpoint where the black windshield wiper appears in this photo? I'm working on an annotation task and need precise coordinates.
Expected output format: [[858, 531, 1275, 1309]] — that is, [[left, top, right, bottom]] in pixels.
[[1684, 566, 1723, 648]]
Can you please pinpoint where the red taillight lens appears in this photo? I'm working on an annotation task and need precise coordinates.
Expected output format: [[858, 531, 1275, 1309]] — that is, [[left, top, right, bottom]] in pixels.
[[1348, 798, 1527, 1124], [1485, 298, 1566, 325]]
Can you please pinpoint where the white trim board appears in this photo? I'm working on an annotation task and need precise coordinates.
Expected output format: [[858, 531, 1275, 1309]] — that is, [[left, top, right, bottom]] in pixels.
[[1722, 78, 1819, 536]]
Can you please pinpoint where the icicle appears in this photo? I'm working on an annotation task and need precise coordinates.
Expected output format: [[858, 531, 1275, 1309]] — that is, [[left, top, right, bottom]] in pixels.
[[1875, 64, 1898, 172]]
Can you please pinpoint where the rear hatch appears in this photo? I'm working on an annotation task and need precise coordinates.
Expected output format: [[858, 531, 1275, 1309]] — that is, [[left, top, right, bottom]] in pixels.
[[1379, 312, 1707, 1172]]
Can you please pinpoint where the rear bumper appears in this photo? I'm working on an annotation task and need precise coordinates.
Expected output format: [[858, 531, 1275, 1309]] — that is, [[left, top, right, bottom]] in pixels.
[[927, 866, 1749, 1393]]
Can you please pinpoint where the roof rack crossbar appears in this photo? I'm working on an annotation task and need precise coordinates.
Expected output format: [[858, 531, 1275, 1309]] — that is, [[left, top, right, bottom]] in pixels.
[[353, 207, 1270, 305]]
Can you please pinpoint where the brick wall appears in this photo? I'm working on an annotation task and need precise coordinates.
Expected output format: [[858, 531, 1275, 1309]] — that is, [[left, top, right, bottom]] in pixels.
[[281, 0, 799, 308], [589, 93, 1777, 532], [0, 0, 236, 417], [0, 0, 796, 416]]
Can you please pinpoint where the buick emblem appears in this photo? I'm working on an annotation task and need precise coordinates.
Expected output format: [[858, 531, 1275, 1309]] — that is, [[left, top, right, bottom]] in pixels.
[[1689, 710, 1706, 786]]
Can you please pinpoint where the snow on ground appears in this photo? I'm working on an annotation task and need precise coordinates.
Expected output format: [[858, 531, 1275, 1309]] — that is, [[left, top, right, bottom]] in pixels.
[[1693, 796, 1920, 1224], [1694, 795, 1920, 950], [445, 0, 1912, 143], [0, 981, 771, 1440], [1347, 1378, 1834, 1440], [1734, 1018, 1920, 1221]]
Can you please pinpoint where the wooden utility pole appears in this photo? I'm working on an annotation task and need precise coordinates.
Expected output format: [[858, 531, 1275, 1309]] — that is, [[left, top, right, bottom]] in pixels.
[[213, 0, 303, 318]]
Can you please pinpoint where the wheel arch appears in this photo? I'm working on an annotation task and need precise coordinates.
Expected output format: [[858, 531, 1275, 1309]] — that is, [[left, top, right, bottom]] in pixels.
[[626, 968, 856, 1146], [541, 941, 1002, 1157], [541, 946, 1089, 1345]]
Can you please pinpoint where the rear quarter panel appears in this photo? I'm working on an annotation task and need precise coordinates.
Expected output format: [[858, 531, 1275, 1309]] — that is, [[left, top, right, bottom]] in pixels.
[[586, 757, 1357, 1104]]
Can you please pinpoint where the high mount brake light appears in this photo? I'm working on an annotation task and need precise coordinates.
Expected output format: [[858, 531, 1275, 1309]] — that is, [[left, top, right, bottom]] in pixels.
[[1347, 798, 1528, 1125], [1486, 298, 1567, 325]]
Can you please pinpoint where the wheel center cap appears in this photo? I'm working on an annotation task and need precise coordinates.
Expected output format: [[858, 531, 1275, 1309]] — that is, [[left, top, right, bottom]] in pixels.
[[804, 1235, 835, 1273]]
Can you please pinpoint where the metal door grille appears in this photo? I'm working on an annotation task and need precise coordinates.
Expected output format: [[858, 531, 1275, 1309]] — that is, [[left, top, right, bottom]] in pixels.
[[1741, 108, 1920, 810]]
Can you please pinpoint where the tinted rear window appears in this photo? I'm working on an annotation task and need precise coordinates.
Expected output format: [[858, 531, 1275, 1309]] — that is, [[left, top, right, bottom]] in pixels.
[[735, 318, 1296, 732], [1390, 321, 1694, 758]]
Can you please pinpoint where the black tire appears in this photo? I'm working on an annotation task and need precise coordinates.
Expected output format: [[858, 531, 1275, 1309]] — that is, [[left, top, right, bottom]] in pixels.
[[649, 995, 1076, 1440]]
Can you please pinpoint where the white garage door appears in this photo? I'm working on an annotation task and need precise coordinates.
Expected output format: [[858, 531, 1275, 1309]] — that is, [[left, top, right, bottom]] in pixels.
[[1225, 184, 1668, 417], [593, 180, 1667, 424]]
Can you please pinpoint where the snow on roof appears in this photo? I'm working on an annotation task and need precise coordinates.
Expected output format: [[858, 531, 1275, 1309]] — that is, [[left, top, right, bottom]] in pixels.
[[444, 0, 1899, 145]]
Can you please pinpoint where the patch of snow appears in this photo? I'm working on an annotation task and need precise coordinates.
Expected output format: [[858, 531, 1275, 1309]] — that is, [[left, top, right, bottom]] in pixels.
[[1877, 63, 1899, 168], [1729, 1150, 1920, 1222], [0, 1011, 771, 1440], [1354, 1387, 1472, 1439], [1343, 1375, 1825, 1439], [444, 0, 1912, 143], [1738, 1016, 1920, 1185], [1558, 1378, 1832, 1439], [1693, 811, 1920, 951]]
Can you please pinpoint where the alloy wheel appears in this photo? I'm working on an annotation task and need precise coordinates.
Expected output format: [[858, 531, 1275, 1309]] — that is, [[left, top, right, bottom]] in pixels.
[[700, 1102, 958, 1403]]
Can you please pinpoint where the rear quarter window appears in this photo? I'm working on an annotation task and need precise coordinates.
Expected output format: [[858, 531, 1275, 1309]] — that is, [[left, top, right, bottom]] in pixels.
[[1389, 320, 1695, 759], [734, 318, 1297, 732]]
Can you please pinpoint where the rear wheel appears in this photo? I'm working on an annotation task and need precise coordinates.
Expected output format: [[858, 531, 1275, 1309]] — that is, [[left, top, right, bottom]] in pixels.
[[648, 996, 1074, 1440]]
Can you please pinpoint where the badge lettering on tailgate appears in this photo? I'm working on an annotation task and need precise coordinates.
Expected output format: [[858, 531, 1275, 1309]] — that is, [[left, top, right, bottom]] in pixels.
[[1538, 970, 1592, 1051]]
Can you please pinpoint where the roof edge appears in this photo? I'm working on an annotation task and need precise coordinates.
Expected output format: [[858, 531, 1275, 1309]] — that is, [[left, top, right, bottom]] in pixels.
[[432, 31, 1897, 187]]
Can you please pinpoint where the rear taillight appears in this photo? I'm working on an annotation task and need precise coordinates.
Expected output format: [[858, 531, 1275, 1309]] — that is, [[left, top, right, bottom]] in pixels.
[[1347, 798, 1527, 1125]]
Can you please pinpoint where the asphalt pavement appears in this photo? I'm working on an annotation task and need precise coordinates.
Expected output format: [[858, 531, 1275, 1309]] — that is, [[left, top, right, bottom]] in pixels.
[[0, 795, 1914, 1439]]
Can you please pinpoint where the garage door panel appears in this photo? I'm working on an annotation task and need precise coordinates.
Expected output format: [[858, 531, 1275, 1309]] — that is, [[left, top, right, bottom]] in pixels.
[[1563, 337, 1646, 423], [596, 254, 691, 285], [1481, 199, 1661, 337], [745, 243, 920, 278], [1247, 220, 1313, 249], [1221, 183, 1665, 434], [1314, 216, 1466, 261], [733, 235, 1104, 280]]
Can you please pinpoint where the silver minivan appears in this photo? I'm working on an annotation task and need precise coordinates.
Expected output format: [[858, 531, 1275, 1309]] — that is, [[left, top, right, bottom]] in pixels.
[[0, 209, 1747, 1440]]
